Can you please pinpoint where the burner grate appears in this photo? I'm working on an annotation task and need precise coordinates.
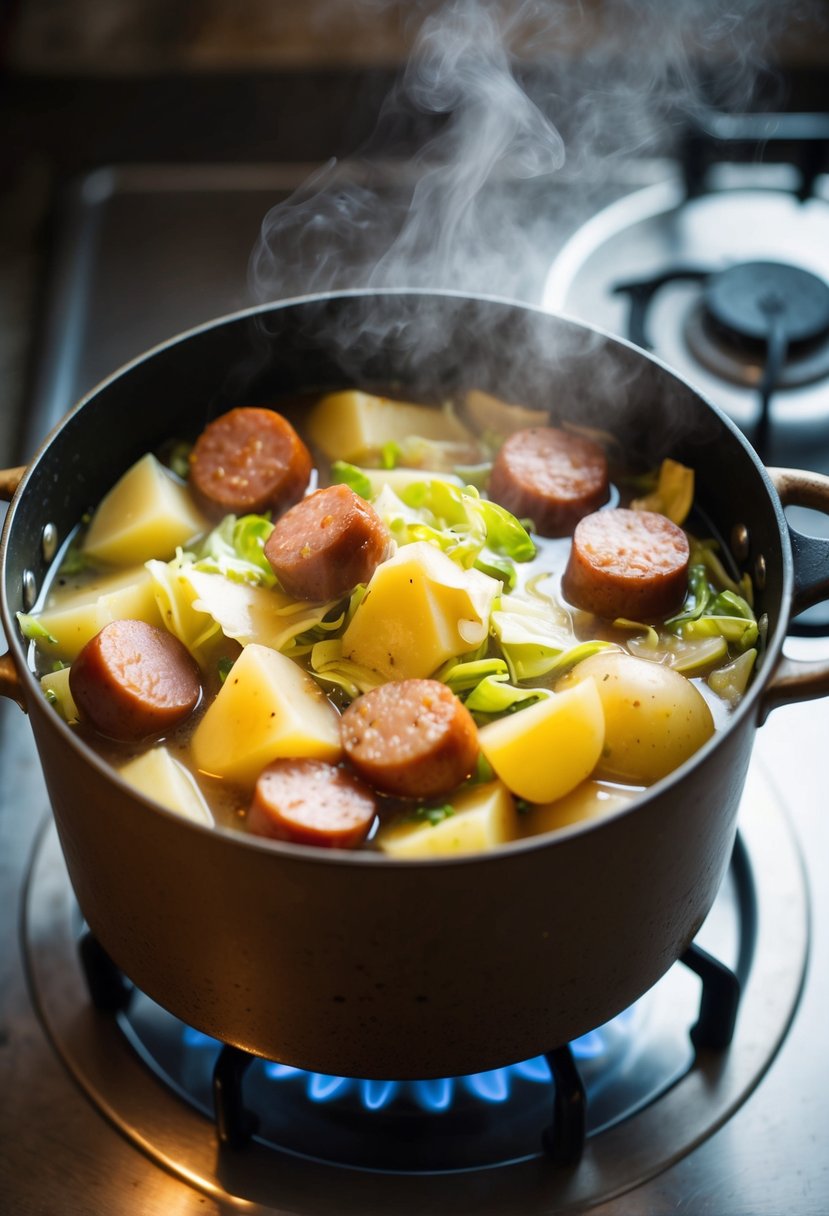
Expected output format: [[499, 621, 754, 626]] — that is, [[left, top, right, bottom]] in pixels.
[[75, 888, 741, 1174], [22, 763, 807, 1212]]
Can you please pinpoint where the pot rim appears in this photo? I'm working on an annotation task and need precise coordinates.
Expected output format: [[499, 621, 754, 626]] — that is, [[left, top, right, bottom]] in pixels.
[[0, 288, 794, 867]]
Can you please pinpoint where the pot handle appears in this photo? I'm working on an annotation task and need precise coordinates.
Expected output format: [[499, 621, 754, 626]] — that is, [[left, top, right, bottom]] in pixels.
[[1, 466, 29, 709], [760, 467, 829, 720], [0, 653, 26, 711], [1, 466, 26, 503]]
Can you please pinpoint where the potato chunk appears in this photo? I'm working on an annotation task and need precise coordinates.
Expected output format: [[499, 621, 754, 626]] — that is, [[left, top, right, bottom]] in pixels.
[[83, 453, 209, 565], [463, 388, 549, 438], [307, 391, 472, 463], [557, 651, 715, 785], [35, 566, 163, 661], [377, 781, 517, 858], [518, 779, 636, 838], [341, 541, 498, 681], [191, 643, 342, 787], [118, 747, 213, 825], [478, 680, 605, 803], [40, 666, 79, 723]]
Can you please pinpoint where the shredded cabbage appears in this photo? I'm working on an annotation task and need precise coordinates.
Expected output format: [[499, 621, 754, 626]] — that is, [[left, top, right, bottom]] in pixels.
[[667, 572, 759, 653], [330, 462, 373, 499], [708, 648, 758, 705], [464, 677, 549, 717], [490, 593, 615, 682], [17, 613, 57, 645], [186, 513, 276, 587], [146, 559, 340, 665], [437, 656, 510, 695], [364, 480, 534, 590], [309, 638, 385, 699], [631, 458, 694, 525], [145, 559, 224, 667]]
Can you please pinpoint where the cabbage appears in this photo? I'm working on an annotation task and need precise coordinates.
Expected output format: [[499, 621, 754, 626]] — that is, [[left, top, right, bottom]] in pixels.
[[17, 613, 58, 646], [330, 462, 372, 499], [364, 480, 534, 590], [309, 639, 384, 699], [709, 648, 758, 704], [438, 656, 509, 695], [631, 458, 694, 525], [146, 559, 340, 665], [186, 513, 276, 587], [145, 560, 223, 667], [464, 677, 549, 717], [667, 575, 759, 653]]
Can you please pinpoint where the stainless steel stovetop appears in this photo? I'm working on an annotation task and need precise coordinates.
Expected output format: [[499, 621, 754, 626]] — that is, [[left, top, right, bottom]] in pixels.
[[2, 154, 829, 1215]]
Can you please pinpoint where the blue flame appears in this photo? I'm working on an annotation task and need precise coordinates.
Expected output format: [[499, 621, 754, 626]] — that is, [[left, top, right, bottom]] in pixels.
[[308, 1073, 350, 1102], [412, 1076, 453, 1111], [182, 1026, 220, 1049], [512, 1056, 552, 1083], [465, 1067, 510, 1102], [362, 1079, 399, 1109], [181, 1008, 634, 1115]]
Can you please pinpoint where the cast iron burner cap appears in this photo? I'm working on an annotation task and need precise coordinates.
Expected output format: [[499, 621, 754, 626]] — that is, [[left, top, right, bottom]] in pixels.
[[703, 261, 829, 349]]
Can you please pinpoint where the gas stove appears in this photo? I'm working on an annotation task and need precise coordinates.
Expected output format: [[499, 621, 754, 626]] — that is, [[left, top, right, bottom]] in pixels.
[[3, 119, 829, 1215], [544, 113, 829, 472]]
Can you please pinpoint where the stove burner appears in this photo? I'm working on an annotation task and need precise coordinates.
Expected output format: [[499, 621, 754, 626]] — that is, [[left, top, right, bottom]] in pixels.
[[612, 259, 829, 459], [23, 771, 808, 1212], [74, 905, 741, 1173], [703, 261, 829, 348], [702, 261, 829, 455]]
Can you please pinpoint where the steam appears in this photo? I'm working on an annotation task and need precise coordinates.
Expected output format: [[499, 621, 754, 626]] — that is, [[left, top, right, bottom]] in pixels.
[[249, 0, 818, 307], [245, 0, 823, 400], [249, 1, 568, 305]]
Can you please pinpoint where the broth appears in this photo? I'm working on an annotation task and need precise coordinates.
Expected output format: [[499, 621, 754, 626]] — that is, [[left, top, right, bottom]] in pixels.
[[23, 389, 759, 853]]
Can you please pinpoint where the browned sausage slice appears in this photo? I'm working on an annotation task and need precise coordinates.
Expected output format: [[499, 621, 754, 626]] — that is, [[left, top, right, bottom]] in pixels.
[[248, 759, 377, 848], [264, 483, 390, 601], [69, 619, 201, 741], [488, 427, 609, 537], [189, 406, 312, 517], [340, 679, 479, 799], [561, 508, 690, 621]]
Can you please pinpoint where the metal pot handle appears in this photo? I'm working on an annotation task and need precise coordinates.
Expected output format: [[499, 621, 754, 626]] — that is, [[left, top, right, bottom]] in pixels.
[[761, 467, 829, 720], [0, 654, 26, 711], [1, 465, 26, 504], [1, 466, 27, 709]]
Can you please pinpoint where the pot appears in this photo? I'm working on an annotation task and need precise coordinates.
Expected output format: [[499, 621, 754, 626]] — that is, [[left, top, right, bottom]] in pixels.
[[2, 290, 829, 1080]]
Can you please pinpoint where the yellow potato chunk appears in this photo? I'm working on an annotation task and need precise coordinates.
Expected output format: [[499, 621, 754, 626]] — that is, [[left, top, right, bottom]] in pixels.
[[118, 748, 213, 826], [478, 680, 605, 803], [518, 779, 636, 838], [341, 541, 498, 680], [191, 643, 342, 787], [35, 566, 163, 661], [40, 666, 79, 723], [557, 651, 715, 785], [377, 781, 518, 858], [307, 391, 472, 462], [463, 388, 549, 438], [83, 453, 209, 565]]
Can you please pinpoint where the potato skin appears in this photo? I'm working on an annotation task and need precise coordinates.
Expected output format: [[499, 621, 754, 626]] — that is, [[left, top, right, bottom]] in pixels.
[[556, 651, 715, 785]]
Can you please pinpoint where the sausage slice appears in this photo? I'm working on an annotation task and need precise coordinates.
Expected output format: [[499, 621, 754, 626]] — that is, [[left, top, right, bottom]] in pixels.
[[341, 679, 479, 799], [264, 483, 390, 601], [248, 759, 377, 849], [70, 619, 201, 741], [189, 406, 312, 517], [562, 508, 690, 621], [488, 427, 609, 537]]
